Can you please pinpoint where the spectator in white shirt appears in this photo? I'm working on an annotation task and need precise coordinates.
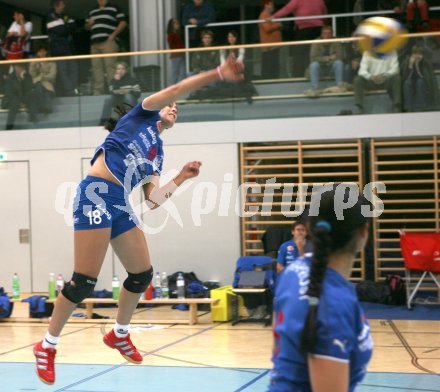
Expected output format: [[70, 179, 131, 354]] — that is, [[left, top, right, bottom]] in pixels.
[[7, 9, 33, 57], [353, 51, 401, 114], [220, 30, 245, 65]]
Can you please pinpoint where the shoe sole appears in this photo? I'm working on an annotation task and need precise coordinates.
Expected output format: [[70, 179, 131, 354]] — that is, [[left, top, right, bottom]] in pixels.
[[103, 336, 143, 364], [36, 374, 55, 385]]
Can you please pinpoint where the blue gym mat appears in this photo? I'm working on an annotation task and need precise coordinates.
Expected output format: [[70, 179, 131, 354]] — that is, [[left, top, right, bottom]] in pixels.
[[361, 302, 440, 320]]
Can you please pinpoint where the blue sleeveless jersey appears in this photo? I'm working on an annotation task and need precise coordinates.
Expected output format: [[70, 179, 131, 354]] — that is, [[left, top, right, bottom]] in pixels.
[[270, 256, 373, 392], [91, 103, 164, 192]]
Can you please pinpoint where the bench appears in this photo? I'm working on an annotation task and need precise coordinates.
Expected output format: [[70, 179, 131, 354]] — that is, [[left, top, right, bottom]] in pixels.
[[9, 297, 219, 325]]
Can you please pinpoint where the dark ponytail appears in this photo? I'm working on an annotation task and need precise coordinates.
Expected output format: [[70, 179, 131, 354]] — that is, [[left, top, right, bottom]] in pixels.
[[299, 184, 370, 355], [104, 103, 134, 132], [300, 221, 332, 354]]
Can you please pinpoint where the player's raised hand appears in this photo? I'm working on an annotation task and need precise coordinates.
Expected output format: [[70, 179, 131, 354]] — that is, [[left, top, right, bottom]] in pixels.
[[219, 55, 244, 82]]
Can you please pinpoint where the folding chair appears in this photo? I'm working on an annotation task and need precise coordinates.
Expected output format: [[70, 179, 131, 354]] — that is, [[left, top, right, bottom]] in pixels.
[[399, 231, 440, 309], [231, 256, 275, 325]]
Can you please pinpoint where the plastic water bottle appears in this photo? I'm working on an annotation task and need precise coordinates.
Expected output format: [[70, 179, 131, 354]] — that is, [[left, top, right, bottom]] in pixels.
[[56, 273, 64, 297], [153, 271, 162, 299], [177, 273, 185, 299], [12, 273, 20, 299], [161, 272, 169, 299], [48, 273, 56, 299], [112, 275, 120, 300]]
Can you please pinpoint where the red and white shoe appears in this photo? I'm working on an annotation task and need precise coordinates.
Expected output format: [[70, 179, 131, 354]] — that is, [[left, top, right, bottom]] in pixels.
[[33, 340, 56, 385], [103, 329, 143, 364]]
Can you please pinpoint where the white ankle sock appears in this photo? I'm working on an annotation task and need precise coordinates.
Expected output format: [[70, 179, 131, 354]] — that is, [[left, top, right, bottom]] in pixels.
[[114, 323, 129, 338], [42, 332, 59, 349]]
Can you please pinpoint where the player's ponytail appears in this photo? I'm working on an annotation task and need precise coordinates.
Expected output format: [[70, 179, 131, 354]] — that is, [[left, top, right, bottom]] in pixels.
[[300, 220, 332, 354], [300, 184, 370, 355], [104, 103, 134, 132]]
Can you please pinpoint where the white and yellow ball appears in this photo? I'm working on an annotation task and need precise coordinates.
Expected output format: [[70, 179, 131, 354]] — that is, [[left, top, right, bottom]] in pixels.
[[355, 16, 408, 58]]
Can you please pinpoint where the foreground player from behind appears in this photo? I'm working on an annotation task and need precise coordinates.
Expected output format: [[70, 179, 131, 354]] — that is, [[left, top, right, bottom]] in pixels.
[[270, 185, 373, 392], [33, 57, 244, 385]]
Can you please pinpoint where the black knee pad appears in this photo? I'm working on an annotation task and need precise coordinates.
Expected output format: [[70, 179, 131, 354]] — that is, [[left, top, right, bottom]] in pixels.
[[62, 272, 97, 304], [123, 267, 153, 293]]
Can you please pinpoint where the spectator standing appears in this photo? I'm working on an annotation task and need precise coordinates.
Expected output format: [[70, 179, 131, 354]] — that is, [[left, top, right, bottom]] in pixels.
[[220, 31, 245, 64], [402, 45, 439, 111], [86, 0, 127, 95], [406, 0, 430, 32], [2, 64, 35, 129], [353, 51, 401, 113], [182, 0, 216, 48], [6, 9, 33, 58], [167, 18, 186, 84], [29, 45, 57, 118], [99, 62, 141, 125], [47, 0, 78, 96], [270, 0, 327, 77], [259, 0, 282, 79], [353, 1, 405, 25], [306, 25, 344, 97], [191, 30, 220, 74]]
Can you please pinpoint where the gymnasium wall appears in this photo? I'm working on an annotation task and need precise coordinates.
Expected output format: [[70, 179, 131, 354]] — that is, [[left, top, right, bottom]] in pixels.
[[0, 111, 438, 292]]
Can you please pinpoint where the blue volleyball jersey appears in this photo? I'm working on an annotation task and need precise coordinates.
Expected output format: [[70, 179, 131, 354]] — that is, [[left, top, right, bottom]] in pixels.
[[270, 257, 373, 392], [91, 103, 164, 192], [277, 240, 299, 267]]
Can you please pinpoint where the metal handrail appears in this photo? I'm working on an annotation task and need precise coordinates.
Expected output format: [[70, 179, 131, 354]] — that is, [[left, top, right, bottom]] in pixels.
[[184, 6, 440, 74]]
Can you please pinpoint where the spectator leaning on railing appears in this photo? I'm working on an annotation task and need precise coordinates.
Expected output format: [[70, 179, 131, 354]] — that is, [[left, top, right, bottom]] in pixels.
[[268, 0, 327, 78], [259, 0, 283, 79]]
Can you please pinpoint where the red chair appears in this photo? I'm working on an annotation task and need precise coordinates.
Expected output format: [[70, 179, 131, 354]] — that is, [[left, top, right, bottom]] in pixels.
[[400, 231, 440, 309]]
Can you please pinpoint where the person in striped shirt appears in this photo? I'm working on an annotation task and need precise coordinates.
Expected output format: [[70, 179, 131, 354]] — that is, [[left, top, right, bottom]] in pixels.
[[85, 0, 127, 95]]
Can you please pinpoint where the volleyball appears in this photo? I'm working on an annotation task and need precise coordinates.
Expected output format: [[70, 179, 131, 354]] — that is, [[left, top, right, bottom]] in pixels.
[[355, 16, 408, 58]]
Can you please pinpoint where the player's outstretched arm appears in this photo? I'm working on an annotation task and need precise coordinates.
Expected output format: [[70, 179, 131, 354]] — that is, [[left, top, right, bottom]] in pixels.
[[142, 56, 244, 110]]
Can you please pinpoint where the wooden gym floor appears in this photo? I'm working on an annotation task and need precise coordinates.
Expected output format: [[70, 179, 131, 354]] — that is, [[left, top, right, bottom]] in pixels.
[[2, 303, 440, 391]]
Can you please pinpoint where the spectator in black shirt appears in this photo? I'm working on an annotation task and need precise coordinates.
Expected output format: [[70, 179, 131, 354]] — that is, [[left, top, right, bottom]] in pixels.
[[86, 0, 127, 95], [47, 0, 78, 96], [99, 62, 141, 125], [2, 64, 35, 129]]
